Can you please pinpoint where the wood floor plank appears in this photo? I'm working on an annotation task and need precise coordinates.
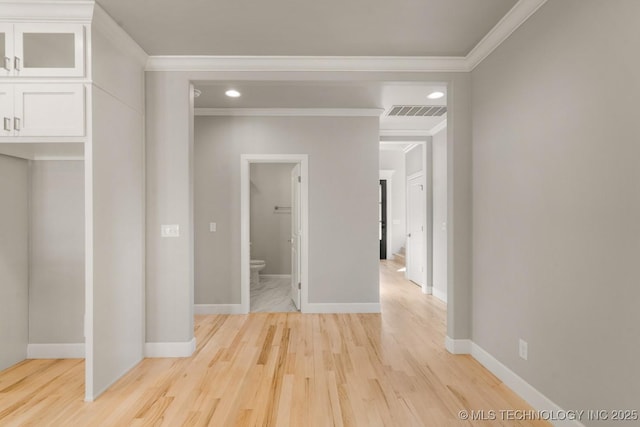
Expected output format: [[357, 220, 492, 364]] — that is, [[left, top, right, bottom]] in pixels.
[[0, 261, 551, 426]]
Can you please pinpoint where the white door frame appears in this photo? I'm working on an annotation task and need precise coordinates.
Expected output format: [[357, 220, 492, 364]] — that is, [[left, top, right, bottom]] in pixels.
[[240, 154, 309, 313]]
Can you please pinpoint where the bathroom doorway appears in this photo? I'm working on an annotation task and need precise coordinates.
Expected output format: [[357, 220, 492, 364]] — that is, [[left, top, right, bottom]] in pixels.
[[240, 154, 308, 313]]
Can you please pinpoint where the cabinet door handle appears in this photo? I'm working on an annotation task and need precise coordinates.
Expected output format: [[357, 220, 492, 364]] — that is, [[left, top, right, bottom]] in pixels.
[[3, 57, 10, 71], [14, 117, 21, 131], [3, 117, 11, 131], [14, 57, 21, 71]]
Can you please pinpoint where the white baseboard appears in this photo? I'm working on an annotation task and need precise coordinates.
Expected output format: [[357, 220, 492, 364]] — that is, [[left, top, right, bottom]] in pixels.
[[304, 303, 381, 313], [194, 304, 245, 314], [144, 337, 196, 358], [27, 343, 85, 359], [422, 285, 433, 295], [445, 336, 472, 354], [260, 274, 292, 279], [471, 343, 584, 427], [432, 287, 447, 303]]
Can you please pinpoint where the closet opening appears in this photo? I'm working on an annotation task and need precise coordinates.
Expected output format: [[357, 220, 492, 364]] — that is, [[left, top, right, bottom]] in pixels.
[[0, 142, 85, 373]]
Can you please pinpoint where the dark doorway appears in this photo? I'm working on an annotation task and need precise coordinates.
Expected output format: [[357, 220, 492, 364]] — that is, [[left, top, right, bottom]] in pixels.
[[379, 179, 387, 259]]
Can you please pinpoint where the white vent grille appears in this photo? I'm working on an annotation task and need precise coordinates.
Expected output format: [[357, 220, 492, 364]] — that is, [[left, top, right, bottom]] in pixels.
[[386, 105, 447, 117]]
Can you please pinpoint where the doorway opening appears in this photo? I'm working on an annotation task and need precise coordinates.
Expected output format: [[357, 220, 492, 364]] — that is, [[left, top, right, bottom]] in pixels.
[[379, 179, 387, 259], [240, 154, 308, 314]]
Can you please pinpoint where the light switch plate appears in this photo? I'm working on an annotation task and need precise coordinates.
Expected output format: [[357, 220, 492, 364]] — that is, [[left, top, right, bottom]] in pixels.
[[519, 339, 528, 360], [210, 222, 216, 232], [161, 224, 180, 237]]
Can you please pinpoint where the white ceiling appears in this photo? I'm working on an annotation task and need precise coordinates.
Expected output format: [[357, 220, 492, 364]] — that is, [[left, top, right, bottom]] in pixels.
[[97, 0, 517, 57]]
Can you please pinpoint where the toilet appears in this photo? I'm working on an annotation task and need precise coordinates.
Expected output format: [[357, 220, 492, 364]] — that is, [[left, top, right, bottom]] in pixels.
[[250, 259, 266, 288]]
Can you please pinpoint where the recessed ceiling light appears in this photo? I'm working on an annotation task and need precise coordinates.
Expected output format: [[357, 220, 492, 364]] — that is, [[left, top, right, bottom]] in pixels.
[[427, 91, 444, 100], [225, 89, 241, 98]]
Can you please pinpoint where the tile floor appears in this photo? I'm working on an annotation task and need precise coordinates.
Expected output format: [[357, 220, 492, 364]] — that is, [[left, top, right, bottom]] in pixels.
[[250, 276, 298, 312]]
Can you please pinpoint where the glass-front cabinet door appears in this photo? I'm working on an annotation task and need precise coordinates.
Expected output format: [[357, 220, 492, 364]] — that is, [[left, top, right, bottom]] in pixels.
[[0, 24, 14, 77], [13, 24, 84, 77]]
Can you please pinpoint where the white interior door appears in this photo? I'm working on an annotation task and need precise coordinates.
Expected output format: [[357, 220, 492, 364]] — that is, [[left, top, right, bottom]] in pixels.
[[407, 176, 425, 287], [290, 164, 301, 310]]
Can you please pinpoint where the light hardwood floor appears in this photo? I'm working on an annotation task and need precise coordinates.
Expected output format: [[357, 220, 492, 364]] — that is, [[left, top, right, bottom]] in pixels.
[[0, 261, 549, 426]]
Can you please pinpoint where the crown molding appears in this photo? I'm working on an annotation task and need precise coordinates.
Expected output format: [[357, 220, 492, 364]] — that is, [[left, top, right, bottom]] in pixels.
[[195, 108, 384, 117], [147, 55, 468, 73], [379, 129, 432, 138], [144, 0, 546, 73], [466, 0, 548, 70], [0, 1, 94, 22], [92, 4, 148, 64]]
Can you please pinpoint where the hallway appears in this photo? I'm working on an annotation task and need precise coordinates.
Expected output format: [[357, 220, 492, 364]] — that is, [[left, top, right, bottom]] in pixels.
[[0, 261, 547, 426]]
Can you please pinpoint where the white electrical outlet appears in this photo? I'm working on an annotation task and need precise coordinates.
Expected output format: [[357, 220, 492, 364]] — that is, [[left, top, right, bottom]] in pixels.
[[209, 222, 216, 232], [519, 339, 528, 360], [161, 224, 180, 237]]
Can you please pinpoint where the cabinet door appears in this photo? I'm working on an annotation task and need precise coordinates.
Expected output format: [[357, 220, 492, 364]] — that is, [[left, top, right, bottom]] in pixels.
[[0, 85, 13, 136], [13, 24, 84, 77], [14, 84, 85, 136], [0, 24, 14, 77]]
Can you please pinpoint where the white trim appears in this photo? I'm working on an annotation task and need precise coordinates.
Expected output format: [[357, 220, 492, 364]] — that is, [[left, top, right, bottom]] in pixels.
[[144, 338, 196, 358], [444, 336, 472, 354], [380, 129, 433, 138], [32, 156, 84, 161], [304, 303, 381, 314], [27, 343, 85, 359], [260, 274, 292, 279], [432, 286, 447, 303], [423, 285, 433, 295], [92, 4, 148, 65], [194, 304, 244, 315], [379, 170, 395, 180], [429, 119, 447, 136], [83, 87, 94, 402], [0, 1, 94, 22], [241, 154, 309, 314], [471, 343, 585, 427], [147, 55, 468, 73], [196, 108, 383, 117], [466, 0, 548, 70], [143, 0, 546, 73]]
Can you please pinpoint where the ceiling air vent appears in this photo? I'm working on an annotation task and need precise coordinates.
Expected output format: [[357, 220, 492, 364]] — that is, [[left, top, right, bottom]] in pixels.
[[386, 105, 447, 117]]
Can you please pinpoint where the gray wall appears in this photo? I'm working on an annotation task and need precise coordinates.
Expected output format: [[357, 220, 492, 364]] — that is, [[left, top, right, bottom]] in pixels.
[[88, 16, 146, 399], [194, 115, 379, 305], [432, 128, 447, 301], [146, 70, 472, 344], [29, 160, 84, 344], [379, 150, 406, 256], [471, 0, 640, 419], [0, 155, 29, 371], [249, 163, 294, 275]]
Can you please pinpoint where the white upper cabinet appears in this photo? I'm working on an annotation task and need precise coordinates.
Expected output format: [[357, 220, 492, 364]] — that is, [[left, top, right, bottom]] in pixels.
[[0, 24, 15, 77], [0, 85, 12, 136], [1, 23, 85, 77], [0, 83, 85, 137]]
